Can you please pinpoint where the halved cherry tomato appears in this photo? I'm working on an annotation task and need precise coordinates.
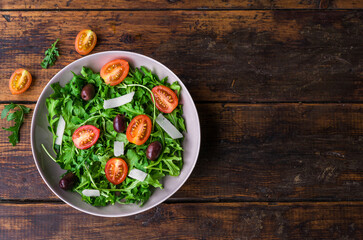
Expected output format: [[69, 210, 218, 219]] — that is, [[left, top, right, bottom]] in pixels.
[[105, 158, 128, 185], [75, 29, 97, 55], [9, 69, 32, 95], [151, 85, 178, 113], [126, 115, 152, 145], [72, 125, 100, 149], [100, 59, 129, 86]]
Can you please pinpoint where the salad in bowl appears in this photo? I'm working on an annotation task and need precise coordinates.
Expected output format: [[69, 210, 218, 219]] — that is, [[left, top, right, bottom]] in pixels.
[[31, 51, 200, 217]]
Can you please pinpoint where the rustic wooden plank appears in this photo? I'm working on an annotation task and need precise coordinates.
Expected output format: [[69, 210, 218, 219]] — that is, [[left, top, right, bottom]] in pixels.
[[1, 0, 362, 10], [0, 11, 362, 102], [196, 103, 363, 200], [1, 103, 363, 201], [0, 202, 362, 239]]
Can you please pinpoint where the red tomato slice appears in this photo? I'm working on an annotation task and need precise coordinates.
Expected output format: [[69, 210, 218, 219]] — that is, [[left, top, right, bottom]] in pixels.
[[9, 69, 32, 95], [126, 115, 152, 145], [105, 158, 128, 185], [72, 125, 100, 149], [75, 29, 97, 55], [151, 85, 178, 113], [100, 59, 129, 86]]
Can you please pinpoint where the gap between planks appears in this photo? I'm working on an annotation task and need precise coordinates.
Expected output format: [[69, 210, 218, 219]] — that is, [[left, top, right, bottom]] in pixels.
[[0, 8, 362, 12]]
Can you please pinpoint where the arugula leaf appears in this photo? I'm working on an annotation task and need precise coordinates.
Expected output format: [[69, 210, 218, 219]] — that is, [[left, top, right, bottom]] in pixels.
[[170, 81, 181, 97], [1, 103, 30, 146], [41, 39, 60, 69]]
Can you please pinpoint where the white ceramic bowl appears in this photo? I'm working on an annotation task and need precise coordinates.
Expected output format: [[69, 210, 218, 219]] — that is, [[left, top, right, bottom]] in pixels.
[[31, 51, 201, 217]]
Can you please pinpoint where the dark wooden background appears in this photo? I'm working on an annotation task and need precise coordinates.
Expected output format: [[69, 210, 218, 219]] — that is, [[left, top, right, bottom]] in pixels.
[[0, 0, 362, 239]]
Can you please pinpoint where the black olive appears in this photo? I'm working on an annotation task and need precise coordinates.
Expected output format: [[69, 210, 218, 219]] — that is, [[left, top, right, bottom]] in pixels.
[[113, 114, 126, 133], [81, 83, 96, 101], [146, 141, 162, 161], [59, 172, 78, 190]]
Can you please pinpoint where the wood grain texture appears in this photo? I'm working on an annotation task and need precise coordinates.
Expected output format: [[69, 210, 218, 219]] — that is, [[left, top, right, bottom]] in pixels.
[[1, 0, 363, 10], [0, 11, 362, 102], [0, 202, 362, 239], [1, 103, 362, 201]]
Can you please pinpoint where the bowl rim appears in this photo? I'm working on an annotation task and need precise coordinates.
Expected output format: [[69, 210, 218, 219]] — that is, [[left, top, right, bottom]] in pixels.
[[30, 50, 201, 217]]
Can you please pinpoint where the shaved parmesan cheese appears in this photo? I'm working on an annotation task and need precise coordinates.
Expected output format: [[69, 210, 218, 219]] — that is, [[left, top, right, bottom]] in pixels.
[[128, 169, 147, 182], [156, 113, 183, 139], [103, 92, 135, 109], [55, 115, 65, 145], [82, 189, 100, 197], [114, 141, 124, 157]]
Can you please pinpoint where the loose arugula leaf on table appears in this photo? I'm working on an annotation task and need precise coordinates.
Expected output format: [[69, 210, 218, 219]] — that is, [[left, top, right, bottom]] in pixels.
[[1, 103, 30, 146], [44, 66, 185, 206], [41, 39, 60, 69]]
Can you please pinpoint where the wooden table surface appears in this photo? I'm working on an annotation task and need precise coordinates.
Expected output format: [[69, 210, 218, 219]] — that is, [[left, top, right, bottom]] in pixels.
[[1, 0, 363, 239]]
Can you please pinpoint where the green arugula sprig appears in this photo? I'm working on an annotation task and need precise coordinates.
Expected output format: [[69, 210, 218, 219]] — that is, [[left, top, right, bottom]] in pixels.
[[1, 103, 30, 146], [121, 83, 156, 127], [41, 39, 60, 69]]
